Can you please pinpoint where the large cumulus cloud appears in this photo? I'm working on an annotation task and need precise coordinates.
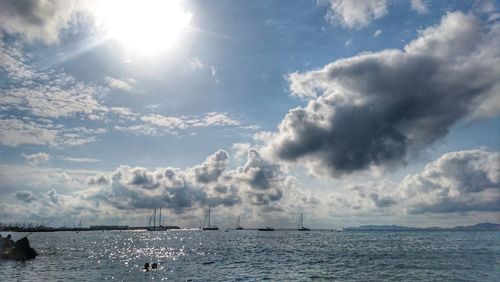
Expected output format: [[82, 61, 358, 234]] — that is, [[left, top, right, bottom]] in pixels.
[[90, 149, 294, 213], [266, 12, 500, 177], [401, 149, 500, 214]]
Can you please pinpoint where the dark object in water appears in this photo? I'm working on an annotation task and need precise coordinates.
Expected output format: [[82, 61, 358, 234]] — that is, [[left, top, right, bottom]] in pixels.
[[258, 227, 275, 231], [151, 263, 158, 269], [0, 236, 38, 261], [144, 263, 150, 270], [298, 213, 310, 231]]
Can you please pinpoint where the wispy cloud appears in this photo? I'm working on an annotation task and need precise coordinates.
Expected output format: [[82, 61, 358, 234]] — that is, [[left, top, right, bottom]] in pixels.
[[58, 156, 101, 163], [115, 112, 243, 136], [105, 76, 136, 92], [22, 152, 50, 166]]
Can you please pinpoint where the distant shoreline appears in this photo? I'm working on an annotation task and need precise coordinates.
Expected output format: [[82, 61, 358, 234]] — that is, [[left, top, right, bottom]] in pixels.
[[1, 223, 498, 233]]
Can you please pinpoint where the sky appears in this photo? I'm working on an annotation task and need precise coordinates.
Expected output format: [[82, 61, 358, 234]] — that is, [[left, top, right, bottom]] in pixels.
[[0, 0, 499, 229]]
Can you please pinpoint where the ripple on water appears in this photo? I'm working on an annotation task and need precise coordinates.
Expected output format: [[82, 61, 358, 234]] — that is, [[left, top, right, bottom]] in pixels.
[[0, 230, 499, 281]]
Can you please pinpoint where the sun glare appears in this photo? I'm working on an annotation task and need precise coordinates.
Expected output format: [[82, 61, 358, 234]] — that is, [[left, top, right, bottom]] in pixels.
[[96, 0, 192, 55]]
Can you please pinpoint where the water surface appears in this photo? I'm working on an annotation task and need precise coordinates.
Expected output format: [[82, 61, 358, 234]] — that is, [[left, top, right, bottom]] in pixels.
[[1, 230, 498, 281]]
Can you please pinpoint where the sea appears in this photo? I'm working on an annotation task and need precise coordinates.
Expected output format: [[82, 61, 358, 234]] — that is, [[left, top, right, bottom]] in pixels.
[[1, 230, 499, 281]]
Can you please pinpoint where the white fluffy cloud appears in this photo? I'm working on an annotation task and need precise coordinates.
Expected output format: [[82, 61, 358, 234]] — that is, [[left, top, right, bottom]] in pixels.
[[266, 12, 500, 177], [411, 0, 429, 14], [105, 77, 136, 92], [323, 0, 389, 29]]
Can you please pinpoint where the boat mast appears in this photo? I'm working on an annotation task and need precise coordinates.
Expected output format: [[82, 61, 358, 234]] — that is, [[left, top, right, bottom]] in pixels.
[[208, 206, 211, 228], [153, 208, 157, 228], [237, 216, 240, 228], [159, 207, 162, 227], [299, 213, 303, 229]]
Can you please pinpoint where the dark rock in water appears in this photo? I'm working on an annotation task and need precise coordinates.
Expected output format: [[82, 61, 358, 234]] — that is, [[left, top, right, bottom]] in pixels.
[[0, 237, 37, 261]]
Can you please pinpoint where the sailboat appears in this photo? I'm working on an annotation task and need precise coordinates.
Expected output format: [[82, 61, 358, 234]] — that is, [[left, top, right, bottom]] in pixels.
[[298, 213, 310, 231], [235, 216, 244, 230], [202, 206, 219, 230], [147, 207, 180, 231]]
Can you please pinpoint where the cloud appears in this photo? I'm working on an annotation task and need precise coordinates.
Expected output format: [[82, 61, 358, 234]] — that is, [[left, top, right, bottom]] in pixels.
[[140, 114, 187, 130], [0, 41, 109, 138], [190, 58, 205, 70], [232, 149, 290, 206], [373, 29, 382, 37], [267, 12, 500, 177], [401, 149, 500, 214], [369, 192, 397, 208], [22, 152, 50, 166], [98, 162, 229, 212], [86, 148, 295, 214], [116, 112, 242, 136], [105, 77, 136, 92], [0, 0, 88, 44], [189, 57, 220, 83], [14, 190, 37, 203], [59, 156, 100, 163], [0, 118, 105, 147], [323, 0, 389, 29], [0, 118, 57, 147], [88, 174, 110, 186], [191, 150, 229, 183], [411, 0, 429, 14], [0, 43, 108, 119], [189, 112, 240, 127], [1, 82, 107, 119]]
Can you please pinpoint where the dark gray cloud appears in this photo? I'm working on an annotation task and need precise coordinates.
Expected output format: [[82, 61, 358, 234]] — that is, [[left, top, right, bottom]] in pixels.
[[267, 12, 500, 177], [0, 0, 87, 43], [401, 149, 500, 214], [369, 193, 397, 208]]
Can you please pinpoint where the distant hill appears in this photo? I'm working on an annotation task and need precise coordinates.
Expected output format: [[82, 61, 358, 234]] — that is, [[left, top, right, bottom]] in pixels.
[[345, 223, 500, 231]]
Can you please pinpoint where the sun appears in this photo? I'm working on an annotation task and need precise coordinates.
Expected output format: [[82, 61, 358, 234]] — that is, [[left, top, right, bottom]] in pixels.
[[96, 0, 192, 55]]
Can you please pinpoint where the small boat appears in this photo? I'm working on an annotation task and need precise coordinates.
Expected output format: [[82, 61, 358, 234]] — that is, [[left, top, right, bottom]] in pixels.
[[235, 216, 244, 230], [0, 236, 37, 261], [298, 213, 310, 231], [202, 206, 219, 231], [258, 227, 275, 231], [147, 207, 180, 231]]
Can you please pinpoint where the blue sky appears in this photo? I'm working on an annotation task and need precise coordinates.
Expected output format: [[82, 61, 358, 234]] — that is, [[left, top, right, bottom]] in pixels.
[[0, 0, 499, 228]]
